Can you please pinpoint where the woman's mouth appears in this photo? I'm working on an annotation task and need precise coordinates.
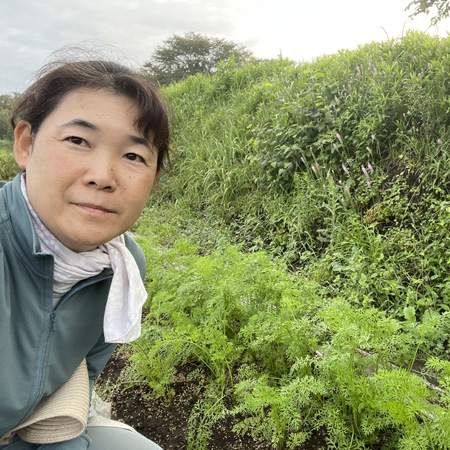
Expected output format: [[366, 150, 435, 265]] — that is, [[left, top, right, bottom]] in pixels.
[[74, 203, 115, 214]]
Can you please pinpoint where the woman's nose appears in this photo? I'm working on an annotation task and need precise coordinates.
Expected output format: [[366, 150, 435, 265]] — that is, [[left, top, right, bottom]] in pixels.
[[84, 156, 118, 191]]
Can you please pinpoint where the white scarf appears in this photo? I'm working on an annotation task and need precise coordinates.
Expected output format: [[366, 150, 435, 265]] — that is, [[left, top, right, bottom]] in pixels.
[[20, 175, 147, 343]]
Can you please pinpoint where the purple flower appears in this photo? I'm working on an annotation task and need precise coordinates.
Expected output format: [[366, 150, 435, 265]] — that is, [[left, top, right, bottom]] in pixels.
[[362, 165, 369, 178], [368, 162, 374, 172], [371, 134, 375, 141], [336, 133, 343, 145], [338, 179, 342, 184], [367, 180, 371, 187], [301, 156, 306, 164], [311, 165, 316, 173], [342, 164, 349, 174], [333, 143, 338, 151], [438, 139, 443, 145]]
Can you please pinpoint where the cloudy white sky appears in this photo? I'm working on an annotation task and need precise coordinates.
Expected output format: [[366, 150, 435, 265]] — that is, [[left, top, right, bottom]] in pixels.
[[1, 0, 449, 94]]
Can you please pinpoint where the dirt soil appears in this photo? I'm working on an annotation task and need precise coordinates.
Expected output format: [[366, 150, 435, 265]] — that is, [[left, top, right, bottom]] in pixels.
[[96, 348, 329, 450]]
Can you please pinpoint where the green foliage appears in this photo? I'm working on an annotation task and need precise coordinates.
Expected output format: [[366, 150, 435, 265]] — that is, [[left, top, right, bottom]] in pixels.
[[0, 93, 17, 141], [0, 147, 19, 181], [129, 31, 450, 449], [130, 232, 450, 449], [143, 32, 255, 85], [406, 0, 450, 25]]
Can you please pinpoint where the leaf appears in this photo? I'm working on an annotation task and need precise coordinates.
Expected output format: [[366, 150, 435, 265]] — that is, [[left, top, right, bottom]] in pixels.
[[403, 306, 416, 323]]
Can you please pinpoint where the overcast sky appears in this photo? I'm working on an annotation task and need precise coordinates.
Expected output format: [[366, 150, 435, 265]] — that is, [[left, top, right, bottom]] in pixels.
[[1, 0, 450, 94]]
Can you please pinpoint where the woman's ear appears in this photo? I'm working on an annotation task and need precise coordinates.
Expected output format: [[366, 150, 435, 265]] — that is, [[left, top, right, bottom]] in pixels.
[[13, 121, 33, 169], [155, 168, 163, 180]]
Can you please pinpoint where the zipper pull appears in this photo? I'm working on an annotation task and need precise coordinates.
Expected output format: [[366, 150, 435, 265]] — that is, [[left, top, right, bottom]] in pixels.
[[50, 311, 57, 331]]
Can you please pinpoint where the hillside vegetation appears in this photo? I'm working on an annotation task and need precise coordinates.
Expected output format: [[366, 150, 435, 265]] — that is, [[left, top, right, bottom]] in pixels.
[[134, 31, 450, 449], [2, 31, 450, 449]]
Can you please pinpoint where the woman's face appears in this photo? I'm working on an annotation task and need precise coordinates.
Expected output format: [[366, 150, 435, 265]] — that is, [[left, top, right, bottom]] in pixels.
[[14, 89, 160, 252]]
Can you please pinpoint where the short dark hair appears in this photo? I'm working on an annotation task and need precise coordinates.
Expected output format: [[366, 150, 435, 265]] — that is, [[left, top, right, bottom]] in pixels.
[[11, 60, 171, 170]]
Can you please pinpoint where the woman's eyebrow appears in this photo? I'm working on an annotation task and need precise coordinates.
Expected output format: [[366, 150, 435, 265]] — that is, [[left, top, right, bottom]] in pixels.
[[129, 135, 152, 150], [59, 118, 98, 131]]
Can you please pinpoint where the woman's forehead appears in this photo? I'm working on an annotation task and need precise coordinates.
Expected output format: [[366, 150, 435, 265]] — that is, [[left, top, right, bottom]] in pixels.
[[44, 89, 141, 129]]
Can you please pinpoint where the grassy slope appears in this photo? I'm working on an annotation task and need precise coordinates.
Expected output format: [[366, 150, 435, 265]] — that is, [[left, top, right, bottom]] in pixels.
[[142, 30, 450, 319], [133, 31, 450, 449]]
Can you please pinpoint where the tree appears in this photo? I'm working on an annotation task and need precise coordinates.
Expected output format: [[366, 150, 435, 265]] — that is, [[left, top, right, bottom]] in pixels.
[[143, 32, 254, 85], [406, 0, 450, 25]]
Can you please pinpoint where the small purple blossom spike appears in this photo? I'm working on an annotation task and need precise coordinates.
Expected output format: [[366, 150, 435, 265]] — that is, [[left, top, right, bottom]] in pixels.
[[336, 133, 343, 145], [342, 164, 349, 174], [368, 162, 374, 172], [362, 166, 369, 178]]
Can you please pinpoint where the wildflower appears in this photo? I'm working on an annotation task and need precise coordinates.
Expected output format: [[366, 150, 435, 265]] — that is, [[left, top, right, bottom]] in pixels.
[[368, 162, 374, 172], [371, 134, 375, 140], [342, 164, 349, 174], [367, 179, 371, 187], [333, 143, 338, 151], [338, 179, 342, 184], [311, 165, 316, 173], [438, 139, 443, 145], [301, 156, 306, 164], [336, 133, 343, 145], [366, 146, 371, 153], [362, 165, 369, 178]]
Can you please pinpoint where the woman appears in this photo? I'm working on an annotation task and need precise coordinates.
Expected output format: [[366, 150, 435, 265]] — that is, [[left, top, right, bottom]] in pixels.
[[0, 58, 170, 449]]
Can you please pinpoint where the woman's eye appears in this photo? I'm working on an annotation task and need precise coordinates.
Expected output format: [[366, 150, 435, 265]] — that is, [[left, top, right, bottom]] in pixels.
[[124, 153, 145, 163], [67, 136, 88, 147]]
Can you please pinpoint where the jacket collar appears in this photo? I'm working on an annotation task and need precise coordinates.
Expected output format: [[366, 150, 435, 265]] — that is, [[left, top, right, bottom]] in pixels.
[[0, 172, 44, 259]]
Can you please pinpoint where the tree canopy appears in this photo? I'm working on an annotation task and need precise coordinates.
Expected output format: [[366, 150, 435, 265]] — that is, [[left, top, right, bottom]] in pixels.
[[143, 32, 254, 85], [406, 0, 450, 25]]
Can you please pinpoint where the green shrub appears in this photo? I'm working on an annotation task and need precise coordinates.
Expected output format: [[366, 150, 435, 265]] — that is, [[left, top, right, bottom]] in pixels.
[[0, 147, 19, 181]]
